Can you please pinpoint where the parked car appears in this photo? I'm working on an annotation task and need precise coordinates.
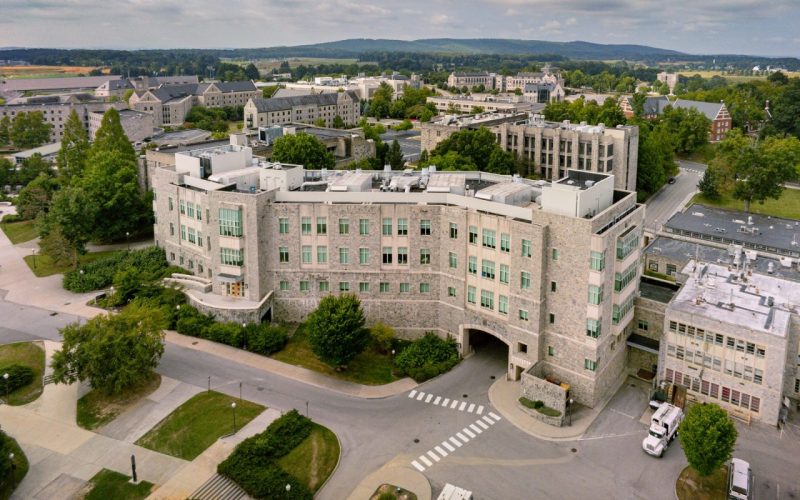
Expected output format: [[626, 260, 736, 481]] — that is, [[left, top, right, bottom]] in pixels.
[[728, 458, 753, 500]]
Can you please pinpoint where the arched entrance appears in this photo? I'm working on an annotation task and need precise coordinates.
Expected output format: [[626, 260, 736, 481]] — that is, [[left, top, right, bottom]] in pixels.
[[459, 326, 522, 380]]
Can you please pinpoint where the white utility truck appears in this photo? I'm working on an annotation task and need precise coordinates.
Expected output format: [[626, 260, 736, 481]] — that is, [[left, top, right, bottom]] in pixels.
[[642, 403, 684, 457]]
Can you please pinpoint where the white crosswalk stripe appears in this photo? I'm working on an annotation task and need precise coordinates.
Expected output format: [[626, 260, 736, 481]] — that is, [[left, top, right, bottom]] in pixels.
[[450, 436, 464, 447], [442, 398, 450, 407], [408, 390, 417, 398], [482, 415, 495, 425], [468, 403, 476, 413], [459, 402, 467, 411], [434, 396, 441, 405], [489, 411, 501, 420], [419, 455, 433, 467], [427, 450, 441, 462], [476, 420, 489, 430], [477, 405, 484, 415], [435, 445, 448, 457], [410, 416, 500, 472], [450, 400, 459, 409], [470, 424, 483, 434], [425, 394, 433, 403], [416, 392, 425, 401], [412, 460, 425, 472], [463, 427, 476, 438], [456, 432, 469, 442], [442, 441, 455, 452]]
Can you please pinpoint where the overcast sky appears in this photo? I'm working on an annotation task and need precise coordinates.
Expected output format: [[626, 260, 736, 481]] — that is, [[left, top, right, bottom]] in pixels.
[[1, 0, 798, 57]]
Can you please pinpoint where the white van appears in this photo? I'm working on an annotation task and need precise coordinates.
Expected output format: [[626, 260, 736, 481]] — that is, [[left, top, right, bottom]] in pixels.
[[728, 458, 753, 500]]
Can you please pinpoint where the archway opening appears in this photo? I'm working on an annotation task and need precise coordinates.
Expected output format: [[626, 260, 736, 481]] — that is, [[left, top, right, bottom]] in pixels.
[[466, 328, 509, 374]]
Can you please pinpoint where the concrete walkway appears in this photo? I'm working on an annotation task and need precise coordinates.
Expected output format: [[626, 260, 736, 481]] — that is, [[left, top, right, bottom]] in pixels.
[[347, 457, 431, 500], [488, 378, 617, 441], [166, 330, 418, 399]]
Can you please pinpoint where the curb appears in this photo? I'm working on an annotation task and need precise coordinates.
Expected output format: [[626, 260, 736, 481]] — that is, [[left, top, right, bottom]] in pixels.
[[315, 425, 343, 498]]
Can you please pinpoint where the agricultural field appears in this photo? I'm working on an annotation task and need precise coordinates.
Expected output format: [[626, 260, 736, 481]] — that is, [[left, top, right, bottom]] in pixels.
[[676, 70, 800, 83], [0, 65, 107, 79], [222, 57, 367, 73]]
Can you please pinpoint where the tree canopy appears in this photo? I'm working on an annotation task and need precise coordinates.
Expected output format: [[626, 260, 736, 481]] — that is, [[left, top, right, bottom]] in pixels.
[[9, 111, 52, 150], [306, 294, 369, 368], [272, 133, 335, 169], [679, 403, 738, 477], [57, 110, 90, 184]]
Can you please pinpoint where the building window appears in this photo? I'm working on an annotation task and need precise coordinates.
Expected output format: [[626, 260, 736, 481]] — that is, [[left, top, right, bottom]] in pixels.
[[168, 197, 173, 211], [301, 216, 312, 234], [480, 290, 494, 309], [339, 218, 349, 235], [382, 247, 393, 264], [397, 247, 408, 265], [300, 281, 309, 292], [302, 245, 312, 264], [220, 248, 244, 266], [448, 286, 457, 297], [447, 252, 458, 269], [397, 218, 408, 236], [187, 202, 195, 218], [359, 218, 369, 235], [420, 219, 431, 235], [467, 286, 476, 304], [400, 283, 410, 293], [612, 295, 635, 324], [587, 319, 601, 338], [279, 217, 289, 234], [521, 239, 532, 257], [279, 247, 289, 263], [588, 285, 604, 305], [169, 223, 175, 236], [666, 264, 677, 276], [382, 218, 392, 236], [339, 247, 349, 264], [339, 282, 350, 292], [319, 281, 330, 292], [500, 233, 510, 253], [549, 313, 555, 324], [279, 280, 289, 291], [316, 217, 327, 235], [450, 223, 458, 239], [317, 246, 328, 263], [517, 343, 528, 354], [498, 295, 508, 314], [196, 205, 202, 221], [219, 208, 243, 237], [616, 230, 639, 260], [615, 262, 638, 292], [468, 256, 477, 275], [482, 229, 496, 249], [481, 260, 495, 280], [520, 271, 531, 289], [469, 226, 478, 244], [500, 264, 509, 284], [179, 199, 185, 214], [420, 283, 430, 293], [547, 345, 554, 356], [637, 320, 648, 331], [358, 248, 369, 265], [584, 359, 597, 371], [551, 281, 557, 292], [590, 251, 605, 271], [519, 309, 529, 321], [420, 249, 431, 265], [380, 282, 390, 293], [359, 282, 370, 293]]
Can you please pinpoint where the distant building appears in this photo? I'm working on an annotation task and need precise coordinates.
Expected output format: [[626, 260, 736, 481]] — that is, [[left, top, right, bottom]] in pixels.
[[427, 95, 533, 115], [89, 109, 154, 143], [522, 82, 565, 104], [94, 79, 135, 99], [656, 72, 678, 95], [243, 91, 361, 130], [447, 71, 498, 90], [0, 75, 121, 96], [11, 142, 61, 165], [619, 95, 732, 142], [502, 71, 564, 96]]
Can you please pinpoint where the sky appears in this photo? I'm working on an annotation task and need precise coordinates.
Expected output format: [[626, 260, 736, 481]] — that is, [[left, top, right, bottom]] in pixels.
[[1, 0, 798, 57]]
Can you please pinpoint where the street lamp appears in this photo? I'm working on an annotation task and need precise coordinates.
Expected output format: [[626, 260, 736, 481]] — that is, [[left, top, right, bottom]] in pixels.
[[568, 398, 574, 426], [125, 231, 130, 250], [286, 484, 291, 496], [8, 452, 15, 487], [31, 248, 37, 269], [231, 402, 237, 433], [3, 372, 8, 402]]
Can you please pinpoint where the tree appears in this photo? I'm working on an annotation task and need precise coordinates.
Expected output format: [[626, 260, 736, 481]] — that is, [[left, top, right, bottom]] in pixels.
[[371, 322, 394, 354], [14, 154, 52, 187], [184, 107, 228, 133], [89, 108, 135, 163], [0, 158, 12, 189], [697, 166, 721, 200], [386, 139, 404, 169], [45, 186, 97, 267], [635, 122, 676, 200], [0, 116, 10, 146], [679, 403, 738, 477], [306, 294, 369, 368], [313, 118, 326, 128], [770, 79, 800, 138], [244, 63, 260, 81], [486, 148, 516, 175], [57, 110, 90, 184], [332, 115, 346, 129], [426, 151, 477, 171], [272, 133, 335, 169], [432, 127, 499, 172], [16, 172, 59, 220], [369, 82, 394, 118], [38, 224, 74, 268], [123, 89, 134, 104], [767, 70, 789, 85], [661, 106, 711, 155], [50, 304, 167, 394], [631, 92, 648, 119], [10, 111, 52, 149]]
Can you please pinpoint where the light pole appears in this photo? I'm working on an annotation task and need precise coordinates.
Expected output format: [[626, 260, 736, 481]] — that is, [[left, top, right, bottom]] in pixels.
[[125, 231, 130, 251], [31, 248, 37, 270], [286, 484, 291, 497], [242, 323, 247, 351], [568, 398, 574, 426], [306, 401, 309, 418], [3, 372, 8, 402], [9, 452, 15, 487], [231, 401, 237, 433], [239, 381, 242, 402]]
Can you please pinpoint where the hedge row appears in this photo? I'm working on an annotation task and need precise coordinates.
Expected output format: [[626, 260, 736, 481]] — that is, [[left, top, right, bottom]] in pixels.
[[62, 247, 177, 293], [0, 365, 34, 394], [394, 332, 459, 382], [176, 306, 288, 356], [218, 410, 313, 499]]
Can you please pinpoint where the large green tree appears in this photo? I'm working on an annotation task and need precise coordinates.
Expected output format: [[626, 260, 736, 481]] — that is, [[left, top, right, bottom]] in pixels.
[[14, 154, 52, 187], [244, 63, 260, 81], [44, 186, 97, 267], [679, 403, 738, 477], [432, 127, 498, 172], [272, 133, 335, 169], [661, 106, 711, 155], [306, 294, 369, 368], [0, 116, 10, 146], [368, 82, 394, 118], [56, 110, 90, 184], [88, 108, 135, 163], [16, 173, 59, 220], [386, 139, 404, 169], [635, 122, 676, 200], [769, 78, 800, 138], [9, 111, 52, 149], [50, 304, 167, 394]]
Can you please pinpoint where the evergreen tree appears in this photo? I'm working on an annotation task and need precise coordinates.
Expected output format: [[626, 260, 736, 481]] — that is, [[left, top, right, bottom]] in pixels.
[[10, 111, 52, 149], [244, 63, 260, 81], [57, 110, 90, 184], [697, 167, 721, 200], [89, 108, 135, 163], [0, 116, 10, 146], [386, 139, 405, 169]]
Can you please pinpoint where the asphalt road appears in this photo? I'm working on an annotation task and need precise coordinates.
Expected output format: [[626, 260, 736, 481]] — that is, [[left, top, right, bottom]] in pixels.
[[644, 160, 707, 231], [2, 298, 798, 500]]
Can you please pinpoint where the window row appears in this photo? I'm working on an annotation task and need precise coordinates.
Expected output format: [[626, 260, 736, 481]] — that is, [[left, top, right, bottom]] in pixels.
[[278, 280, 431, 294], [179, 224, 204, 249], [612, 294, 635, 324], [665, 369, 760, 413], [666, 343, 764, 384], [616, 229, 640, 260], [667, 321, 766, 358], [614, 261, 639, 293], [293, 217, 429, 236]]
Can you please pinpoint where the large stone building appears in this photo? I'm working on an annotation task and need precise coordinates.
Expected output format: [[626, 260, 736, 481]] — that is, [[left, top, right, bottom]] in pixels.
[[150, 143, 645, 409], [243, 91, 361, 130], [88, 109, 154, 143], [421, 113, 639, 192], [426, 96, 533, 115], [447, 71, 498, 90], [619, 95, 732, 142]]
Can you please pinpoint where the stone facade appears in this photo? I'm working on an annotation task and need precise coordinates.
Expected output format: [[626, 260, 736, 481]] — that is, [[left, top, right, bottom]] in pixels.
[[0, 98, 124, 143], [88, 109, 154, 143], [244, 91, 361, 130]]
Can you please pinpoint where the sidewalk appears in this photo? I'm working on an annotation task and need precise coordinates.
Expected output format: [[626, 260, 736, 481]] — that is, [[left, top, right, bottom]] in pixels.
[[166, 330, 418, 399], [346, 456, 431, 500], [488, 378, 612, 441]]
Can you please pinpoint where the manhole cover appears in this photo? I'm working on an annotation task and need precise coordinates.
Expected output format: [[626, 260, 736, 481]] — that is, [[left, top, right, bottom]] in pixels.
[[49, 312, 58, 316], [413, 438, 419, 443], [571, 448, 577, 453], [257, 386, 265, 391], [191, 341, 198, 345], [629, 383, 635, 387], [490, 375, 496, 380], [463, 394, 468, 398]]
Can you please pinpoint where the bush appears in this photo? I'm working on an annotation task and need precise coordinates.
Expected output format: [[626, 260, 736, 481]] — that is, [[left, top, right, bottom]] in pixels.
[[203, 322, 245, 347], [394, 333, 459, 382], [518, 397, 561, 417], [175, 307, 215, 336], [0, 365, 34, 393], [218, 410, 313, 499], [0, 214, 24, 223], [370, 322, 395, 354], [63, 247, 175, 293], [245, 324, 288, 355]]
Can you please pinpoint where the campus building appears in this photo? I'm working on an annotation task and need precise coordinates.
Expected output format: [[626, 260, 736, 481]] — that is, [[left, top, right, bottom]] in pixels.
[[426, 96, 534, 115], [150, 140, 645, 409], [243, 91, 361, 130], [619, 96, 732, 142]]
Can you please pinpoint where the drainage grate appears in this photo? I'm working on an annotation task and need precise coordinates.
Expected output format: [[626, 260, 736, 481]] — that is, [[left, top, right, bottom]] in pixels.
[[490, 375, 496, 380], [413, 438, 419, 443], [463, 394, 468, 398], [49, 312, 58, 316], [571, 448, 577, 453]]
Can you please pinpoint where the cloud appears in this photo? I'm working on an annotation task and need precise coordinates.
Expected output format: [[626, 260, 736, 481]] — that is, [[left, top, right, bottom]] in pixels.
[[539, 20, 562, 35]]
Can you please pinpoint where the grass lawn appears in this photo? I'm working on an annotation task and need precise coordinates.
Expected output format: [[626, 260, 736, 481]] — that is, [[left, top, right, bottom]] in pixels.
[[77, 373, 161, 430], [271, 325, 400, 386], [0, 341, 45, 406], [278, 423, 340, 493], [135, 391, 264, 460], [676, 465, 727, 500], [690, 188, 800, 220], [0, 220, 38, 244], [0, 434, 29, 499], [82, 469, 153, 500], [23, 250, 122, 278]]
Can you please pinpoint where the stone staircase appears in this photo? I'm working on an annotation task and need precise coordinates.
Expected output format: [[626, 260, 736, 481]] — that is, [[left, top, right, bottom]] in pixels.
[[189, 474, 249, 500]]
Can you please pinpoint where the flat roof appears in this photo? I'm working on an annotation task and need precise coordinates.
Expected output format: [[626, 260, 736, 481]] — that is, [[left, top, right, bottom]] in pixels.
[[669, 261, 800, 337], [665, 204, 800, 256], [12, 142, 61, 159], [555, 170, 607, 190], [426, 173, 465, 190], [639, 278, 679, 303]]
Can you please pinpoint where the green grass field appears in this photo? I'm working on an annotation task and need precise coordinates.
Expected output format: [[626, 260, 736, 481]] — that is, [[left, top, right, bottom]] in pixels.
[[24, 249, 122, 277], [0, 341, 45, 406], [77, 374, 162, 430], [271, 325, 400, 386], [83, 469, 153, 500], [135, 391, 265, 460], [0, 220, 38, 244], [278, 423, 340, 493], [0, 435, 29, 499], [676, 465, 727, 500], [691, 188, 800, 220]]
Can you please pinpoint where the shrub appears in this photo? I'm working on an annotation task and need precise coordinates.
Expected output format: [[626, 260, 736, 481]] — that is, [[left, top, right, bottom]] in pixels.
[[203, 322, 245, 347], [0, 365, 34, 393], [245, 324, 288, 355], [533, 400, 544, 409], [175, 307, 215, 336], [0, 214, 24, 223], [370, 322, 395, 354], [394, 333, 459, 382], [63, 247, 176, 293]]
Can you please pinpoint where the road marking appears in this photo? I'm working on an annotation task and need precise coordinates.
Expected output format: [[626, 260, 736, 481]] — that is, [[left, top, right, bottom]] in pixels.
[[477, 405, 484, 415], [419, 455, 433, 467], [476, 420, 489, 430], [468, 403, 476, 413], [482, 415, 495, 425], [425, 394, 434, 403], [408, 390, 417, 398], [450, 436, 464, 447], [411, 460, 425, 472], [416, 392, 425, 401], [459, 402, 467, 411], [435, 445, 447, 457], [442, 441, 455, 452], [456, 432, 469, 442], [463, 428, 476, 438], [442, 398, 450, 407], [469, 424, 483, 434], [427, 450, 440, 462], [489, 411, 501, 420], [433, 396, 441, 405], [450, 400, 459, 409]]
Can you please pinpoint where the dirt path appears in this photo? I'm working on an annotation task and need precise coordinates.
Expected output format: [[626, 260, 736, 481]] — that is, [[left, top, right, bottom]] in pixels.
[[309, 433, 320, 489]]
